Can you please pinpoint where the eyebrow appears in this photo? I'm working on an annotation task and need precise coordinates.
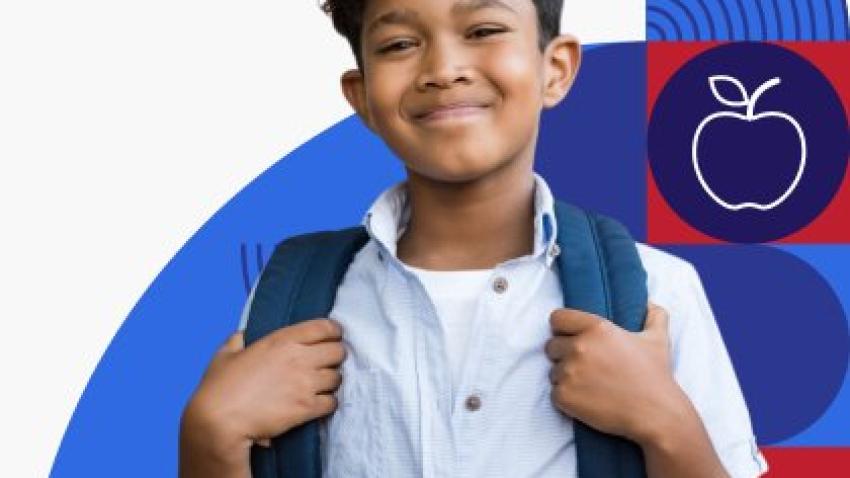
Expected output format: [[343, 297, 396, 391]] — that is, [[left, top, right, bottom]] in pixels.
[[365, 0, 517, 36]]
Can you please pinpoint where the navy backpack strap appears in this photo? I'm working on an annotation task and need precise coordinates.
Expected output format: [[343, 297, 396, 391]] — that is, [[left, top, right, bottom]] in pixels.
[[243, 226, 370, 478], [554, 201, 648, 478]]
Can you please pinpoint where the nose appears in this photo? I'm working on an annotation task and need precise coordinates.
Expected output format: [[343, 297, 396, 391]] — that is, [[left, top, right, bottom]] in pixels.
[[415, 39, 471, 90]]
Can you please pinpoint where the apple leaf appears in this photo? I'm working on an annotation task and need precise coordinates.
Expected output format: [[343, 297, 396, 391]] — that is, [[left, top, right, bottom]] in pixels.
[[709, 75, 749, 108]]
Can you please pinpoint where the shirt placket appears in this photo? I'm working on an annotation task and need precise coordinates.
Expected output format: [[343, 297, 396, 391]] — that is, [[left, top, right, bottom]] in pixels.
[[450, 264, 514, 478], [404, 266, 455, 478]]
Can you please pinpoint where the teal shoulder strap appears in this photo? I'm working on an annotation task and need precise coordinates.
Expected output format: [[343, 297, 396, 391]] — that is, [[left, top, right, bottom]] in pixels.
[[554, 200, 648, 478]]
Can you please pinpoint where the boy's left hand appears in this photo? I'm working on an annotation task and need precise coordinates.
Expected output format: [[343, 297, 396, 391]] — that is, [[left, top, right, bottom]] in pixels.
[[545, 303, 690, 445]]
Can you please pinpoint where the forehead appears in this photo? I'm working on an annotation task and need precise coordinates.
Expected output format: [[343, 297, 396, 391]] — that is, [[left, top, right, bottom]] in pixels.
[[363, 0, 533, 35]]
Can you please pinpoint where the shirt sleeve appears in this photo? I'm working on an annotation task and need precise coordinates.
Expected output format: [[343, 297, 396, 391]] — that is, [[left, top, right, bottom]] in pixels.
[[651, 258, 769, 478], [237, 279, 259, 332]]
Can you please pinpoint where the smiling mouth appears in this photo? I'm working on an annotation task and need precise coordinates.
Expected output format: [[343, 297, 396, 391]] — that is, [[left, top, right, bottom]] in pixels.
[[414, 105, 490, 124]]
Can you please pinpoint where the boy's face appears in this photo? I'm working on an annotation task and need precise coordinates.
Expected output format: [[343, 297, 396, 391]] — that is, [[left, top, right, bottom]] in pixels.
[[341, 0, 579, 183]]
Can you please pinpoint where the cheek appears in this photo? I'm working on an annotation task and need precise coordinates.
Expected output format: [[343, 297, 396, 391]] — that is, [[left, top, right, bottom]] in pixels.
[[365, 72, 410, 130], [485, 46, 544, 118]]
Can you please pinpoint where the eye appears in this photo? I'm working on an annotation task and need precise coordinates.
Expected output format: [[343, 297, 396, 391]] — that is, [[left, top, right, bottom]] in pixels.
[[467, 26, 507, 39], [377, 39, 417, 54]]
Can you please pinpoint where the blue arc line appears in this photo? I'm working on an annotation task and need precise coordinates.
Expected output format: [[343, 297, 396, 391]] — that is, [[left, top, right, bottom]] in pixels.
[[240, 242, 250, 294], [255, 243, 264, 280], [695, 0, 719, 39], [760, 0, 781, 39], [717, 0, 737, 39], [754, 0, 771, 39], [805, 0, 817, 40], [824, 0, 836, 39], [772, 0, 786, 39], [734, 0, 752, 39], [789, 0, 802, 40], [648, 7, 684, 40], [647, 0, 703, 40], [648, 22, 669, 40]]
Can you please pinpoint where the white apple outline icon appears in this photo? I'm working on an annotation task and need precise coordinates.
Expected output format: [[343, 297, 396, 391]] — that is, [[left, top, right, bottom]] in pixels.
[[692, 75, 807, 211]]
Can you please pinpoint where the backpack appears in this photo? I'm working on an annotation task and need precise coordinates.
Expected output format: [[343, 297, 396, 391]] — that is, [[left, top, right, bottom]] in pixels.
[[244, 200, 648, 478]]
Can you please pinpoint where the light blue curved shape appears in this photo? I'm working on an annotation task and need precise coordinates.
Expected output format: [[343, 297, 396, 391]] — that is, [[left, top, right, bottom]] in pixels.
[[49, 116, 406, 477], [50, 43, 636, 477], [775, 245, 850, 446]]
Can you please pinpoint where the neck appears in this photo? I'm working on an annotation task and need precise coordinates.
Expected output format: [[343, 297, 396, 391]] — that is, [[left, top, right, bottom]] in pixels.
[[397, 153, 537, 271]]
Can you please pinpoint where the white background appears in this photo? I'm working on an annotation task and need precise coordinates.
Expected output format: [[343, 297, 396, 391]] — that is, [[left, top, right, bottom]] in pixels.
[[0, 0, 650, 475]]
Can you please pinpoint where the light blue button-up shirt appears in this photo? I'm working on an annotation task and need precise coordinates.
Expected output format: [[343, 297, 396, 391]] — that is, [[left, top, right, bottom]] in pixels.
[[240, 174, 768, 477]]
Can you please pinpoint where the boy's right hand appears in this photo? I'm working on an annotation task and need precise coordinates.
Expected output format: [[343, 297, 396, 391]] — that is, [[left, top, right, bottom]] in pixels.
[[180, 319, 345, 467]]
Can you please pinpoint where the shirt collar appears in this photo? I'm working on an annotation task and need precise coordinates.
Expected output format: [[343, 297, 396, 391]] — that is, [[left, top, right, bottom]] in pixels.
[[362, 172, 559, 267]]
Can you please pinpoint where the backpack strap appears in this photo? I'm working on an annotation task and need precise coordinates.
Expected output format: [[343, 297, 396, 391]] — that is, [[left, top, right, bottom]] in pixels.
[[245, 203, 648, 478], [554, 201, 648, 478], [243, 226, 370, 478]]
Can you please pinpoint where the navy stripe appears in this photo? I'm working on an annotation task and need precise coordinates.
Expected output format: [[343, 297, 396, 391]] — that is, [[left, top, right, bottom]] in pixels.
[[772, 0, 785, 39], [695, 0, 719, 39], [717, 0, 736, 39], [671, 0, 705, 40], [734, 0, 751, 39], [789, 0, 802, 39], [754, 0, 769, 39], [649, 6, 684, 40], [805, 0, 817, 40], [256, 243, 265, 277], [825, 0, 836, 40], [240, 242, 251, 294], [648, 22, 669, 41]]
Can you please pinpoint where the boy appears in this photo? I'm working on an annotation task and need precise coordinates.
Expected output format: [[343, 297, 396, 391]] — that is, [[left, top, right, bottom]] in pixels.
[[180, 0, 768, 476]]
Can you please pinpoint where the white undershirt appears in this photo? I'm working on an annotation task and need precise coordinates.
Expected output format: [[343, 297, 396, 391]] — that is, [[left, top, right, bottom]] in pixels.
[[402, 263, 494, 397]]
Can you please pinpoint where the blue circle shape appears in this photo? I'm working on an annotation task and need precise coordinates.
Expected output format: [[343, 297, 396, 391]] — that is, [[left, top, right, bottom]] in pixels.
[[649, 42, 848, 243], [661, 244, 849, 444]]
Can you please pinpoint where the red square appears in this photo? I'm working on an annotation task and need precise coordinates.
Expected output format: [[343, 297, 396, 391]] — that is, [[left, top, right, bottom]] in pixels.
[[647, 42, 850, 245]]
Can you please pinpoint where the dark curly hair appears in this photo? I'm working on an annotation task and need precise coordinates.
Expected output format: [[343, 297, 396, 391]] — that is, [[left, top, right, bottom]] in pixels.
[[320, 0, 563, 72]]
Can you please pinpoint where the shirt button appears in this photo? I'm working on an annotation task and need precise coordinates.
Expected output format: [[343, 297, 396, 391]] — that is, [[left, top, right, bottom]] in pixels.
[[465, 394, 482, 411], [549, 243, 561, 258], [492, 276, 508, 294]]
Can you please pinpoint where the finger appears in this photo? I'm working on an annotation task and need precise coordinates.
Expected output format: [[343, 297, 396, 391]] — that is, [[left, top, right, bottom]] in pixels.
[[550, 308, 603, 336], [312, 368, 343, 393], [643, 303, 669, 338], [255, 438, 271, 448], [306, 341, 347, 368], [310, 393, 339, 418], [272, 318, 343, 345], [544, 336, 572, 362]]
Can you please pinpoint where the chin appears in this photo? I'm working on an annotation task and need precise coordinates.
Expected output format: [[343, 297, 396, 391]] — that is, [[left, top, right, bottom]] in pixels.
[[407, 155, 513, 185]]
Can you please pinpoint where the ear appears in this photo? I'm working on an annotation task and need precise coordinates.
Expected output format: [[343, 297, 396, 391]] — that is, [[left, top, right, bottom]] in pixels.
[[340, 69, 376, 131], [541, 34, 581, 109]]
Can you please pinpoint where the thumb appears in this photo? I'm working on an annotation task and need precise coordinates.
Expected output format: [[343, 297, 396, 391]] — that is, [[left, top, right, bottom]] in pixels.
[[642, 303, 669, 338], [550, 308, 604, 336]]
